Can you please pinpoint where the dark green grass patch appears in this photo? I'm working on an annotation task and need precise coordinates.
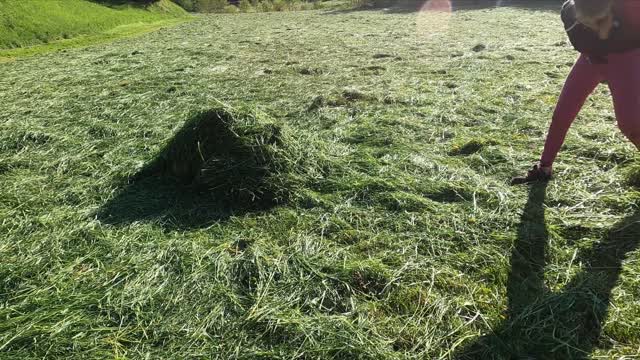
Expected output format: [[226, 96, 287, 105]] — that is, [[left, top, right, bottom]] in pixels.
[[624, 164, 640, 188], [449, 137, 499, 156], [136, 108, 295, 204]]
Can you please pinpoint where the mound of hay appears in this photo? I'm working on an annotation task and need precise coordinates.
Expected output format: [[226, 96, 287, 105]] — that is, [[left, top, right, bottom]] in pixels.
[[140, 108, 312, 207]]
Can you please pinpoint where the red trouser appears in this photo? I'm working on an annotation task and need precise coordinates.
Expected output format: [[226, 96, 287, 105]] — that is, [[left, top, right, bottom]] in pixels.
[[540, 49, 640, 167]]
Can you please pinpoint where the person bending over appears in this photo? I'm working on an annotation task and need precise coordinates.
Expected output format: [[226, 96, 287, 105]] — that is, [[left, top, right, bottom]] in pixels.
[[512, 0, 640, 185]]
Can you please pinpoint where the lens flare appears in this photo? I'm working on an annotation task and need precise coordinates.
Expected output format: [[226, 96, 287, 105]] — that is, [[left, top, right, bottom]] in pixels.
[[415, 0, 453, 39], [415, 0, 507, 39], [423, 0, 452, 12]]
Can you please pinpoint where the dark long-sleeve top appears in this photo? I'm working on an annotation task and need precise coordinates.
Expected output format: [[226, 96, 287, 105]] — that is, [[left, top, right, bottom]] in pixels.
[[561, 0, 640, 60]]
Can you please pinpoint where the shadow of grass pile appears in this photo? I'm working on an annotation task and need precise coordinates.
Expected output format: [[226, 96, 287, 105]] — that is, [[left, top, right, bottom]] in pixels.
[[137, 107, 321, 208]]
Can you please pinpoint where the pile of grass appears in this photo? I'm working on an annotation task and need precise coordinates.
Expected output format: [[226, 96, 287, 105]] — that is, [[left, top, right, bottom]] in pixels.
[[0, 0, 188, 49], [137, 107, 329, 207]]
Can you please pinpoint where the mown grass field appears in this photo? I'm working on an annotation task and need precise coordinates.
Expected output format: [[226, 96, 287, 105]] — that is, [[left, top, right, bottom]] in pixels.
[[1, 4, 639, 359]]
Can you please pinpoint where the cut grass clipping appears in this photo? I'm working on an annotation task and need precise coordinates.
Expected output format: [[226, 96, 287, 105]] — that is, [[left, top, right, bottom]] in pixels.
[[136, 107, 325, 208]]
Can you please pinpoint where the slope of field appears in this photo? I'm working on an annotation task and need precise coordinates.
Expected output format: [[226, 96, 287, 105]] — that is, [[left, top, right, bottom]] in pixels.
[[1, 5, 639, 359], [0, 0, 188, 49]]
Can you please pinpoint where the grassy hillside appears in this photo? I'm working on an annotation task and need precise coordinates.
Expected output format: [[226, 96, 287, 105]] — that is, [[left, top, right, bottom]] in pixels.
[[1, 5, 639, 360], [0, 0, 188, 49]]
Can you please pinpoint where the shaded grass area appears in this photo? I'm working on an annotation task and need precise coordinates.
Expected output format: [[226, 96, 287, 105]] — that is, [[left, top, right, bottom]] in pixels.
[[455, 183, 640, 359], [0, 0, 188, 50], [0, 6, 639, 359]]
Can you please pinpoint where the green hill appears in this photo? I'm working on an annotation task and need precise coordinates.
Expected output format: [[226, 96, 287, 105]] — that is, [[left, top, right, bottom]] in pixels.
[[0, 0, 189, 50]]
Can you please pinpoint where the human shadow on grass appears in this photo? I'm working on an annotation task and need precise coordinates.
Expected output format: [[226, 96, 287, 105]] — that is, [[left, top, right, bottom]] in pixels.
[[97, 109, 286, 230], [454, 182, 640, 359], [323, 0, 561, 15]]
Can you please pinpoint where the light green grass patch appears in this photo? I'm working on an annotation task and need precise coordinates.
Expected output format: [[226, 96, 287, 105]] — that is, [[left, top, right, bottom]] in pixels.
[[0, 18, 191, 60], [0, 0, 189, 50]]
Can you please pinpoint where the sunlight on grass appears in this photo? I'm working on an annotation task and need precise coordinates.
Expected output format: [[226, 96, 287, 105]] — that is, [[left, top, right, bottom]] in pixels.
[[0, 18, 192, 60], [0, 4, 638, 359]]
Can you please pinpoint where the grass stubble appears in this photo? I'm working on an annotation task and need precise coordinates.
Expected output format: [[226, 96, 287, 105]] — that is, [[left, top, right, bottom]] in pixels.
[[0, 5, 639, 359]]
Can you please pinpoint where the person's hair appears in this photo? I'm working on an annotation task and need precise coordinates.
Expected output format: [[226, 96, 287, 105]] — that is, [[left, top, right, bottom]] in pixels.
[[571, 0, 614, 20]]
